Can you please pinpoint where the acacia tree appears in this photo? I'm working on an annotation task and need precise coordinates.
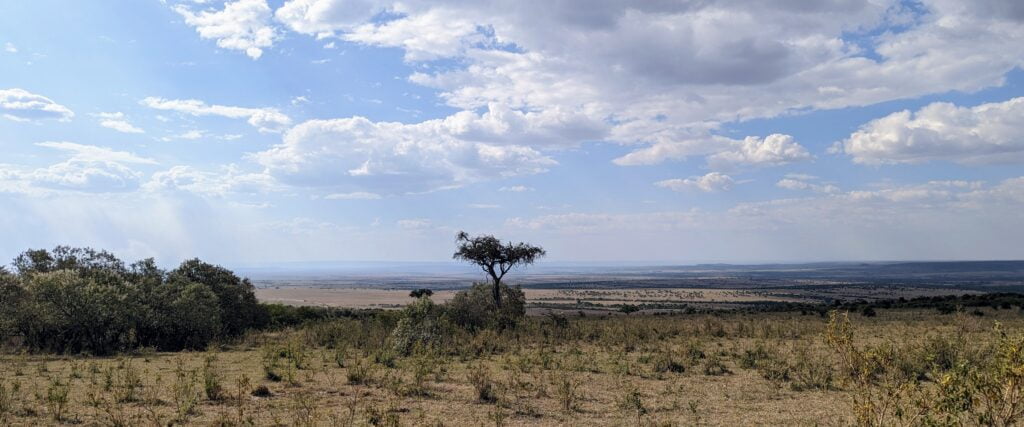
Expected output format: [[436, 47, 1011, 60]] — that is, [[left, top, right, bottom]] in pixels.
[[452, 231, 545, 306]]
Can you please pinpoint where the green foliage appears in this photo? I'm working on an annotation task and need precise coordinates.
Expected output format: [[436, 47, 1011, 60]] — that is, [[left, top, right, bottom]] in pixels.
[[467, 363, 496, 403], [452, 231, 545, 306], [446, 283, 526, 331], [1, 247, 270, 354], [202, 355, 224, 401], [44, 377, 69, 421], [169, 258, 268, 335], [388, 296, 449, 355]]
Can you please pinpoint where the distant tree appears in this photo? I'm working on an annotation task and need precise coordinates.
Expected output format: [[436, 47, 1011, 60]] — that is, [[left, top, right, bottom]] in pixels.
[[452, 231, 545, 306], [14, 246, 126, 277], [619, 304, 641, 315], [409, 288, 434, 299]]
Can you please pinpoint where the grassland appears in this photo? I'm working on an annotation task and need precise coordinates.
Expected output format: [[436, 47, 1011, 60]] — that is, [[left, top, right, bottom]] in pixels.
[[3, 305, 1024, 426], [255, 284, 982, 313]]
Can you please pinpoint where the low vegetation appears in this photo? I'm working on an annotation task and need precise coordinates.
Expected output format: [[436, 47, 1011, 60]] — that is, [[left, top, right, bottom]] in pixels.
[[2, 243, 1024, 425]]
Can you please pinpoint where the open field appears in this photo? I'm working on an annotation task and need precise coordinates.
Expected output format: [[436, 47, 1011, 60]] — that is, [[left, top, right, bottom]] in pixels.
[[3, 307, 1024, 426], [256, 285, 984, 312], [250, 260, 1024, 313]]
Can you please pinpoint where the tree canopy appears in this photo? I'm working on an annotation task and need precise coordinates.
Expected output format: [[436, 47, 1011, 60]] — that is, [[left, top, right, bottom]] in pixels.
[[0, 246, 267, 354], [452, 231, 545, 306]]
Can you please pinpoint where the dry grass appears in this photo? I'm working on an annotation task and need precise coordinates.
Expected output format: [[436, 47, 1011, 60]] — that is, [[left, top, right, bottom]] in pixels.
[[255, 286, 978, 312], [1, 308, 1021, 425]]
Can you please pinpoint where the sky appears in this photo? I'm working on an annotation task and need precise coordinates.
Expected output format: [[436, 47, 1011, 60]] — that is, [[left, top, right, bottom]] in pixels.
[[1, 0, 1023, 266]]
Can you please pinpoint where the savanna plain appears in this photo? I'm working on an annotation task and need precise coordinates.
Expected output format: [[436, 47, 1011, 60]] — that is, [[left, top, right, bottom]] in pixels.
[[4, 249, 1024, 426]]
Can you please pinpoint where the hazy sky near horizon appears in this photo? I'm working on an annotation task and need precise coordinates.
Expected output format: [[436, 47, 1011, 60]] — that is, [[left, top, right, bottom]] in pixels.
[[2, 0, 1024, 266]]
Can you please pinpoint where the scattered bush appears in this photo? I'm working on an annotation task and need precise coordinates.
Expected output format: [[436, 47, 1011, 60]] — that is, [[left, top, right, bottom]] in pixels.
[[467, 363, 496, 403], [702, 353, 731, 376], [251, 385, 272, 397]]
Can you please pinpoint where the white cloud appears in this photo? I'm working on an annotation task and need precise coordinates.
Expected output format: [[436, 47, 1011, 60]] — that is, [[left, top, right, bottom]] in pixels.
[[839, 97, 1024, 164], [499, 185, 533, 192], [615, 133, 809, 171], [36, 141, 156, 165], [656, 172, 735, 193], [468, 203, 500, 209], [274, 0, 381, 37], [144, 165, 278, 197], [141, 97, 291, 132], [776, 176, 840, 194], [324, 191, 381, 200], [612, 135, 727, 166], [266, 0, 1024, 169], [174, 0, 277, 59], [0, 88, 74, 122], [0, 142, 156, 194], [707, 134, 812, 171], [251, 112, 558, 193], [344, 8, 483, 61], [4, 42, 16, 53], [96, 112, 144, 134]]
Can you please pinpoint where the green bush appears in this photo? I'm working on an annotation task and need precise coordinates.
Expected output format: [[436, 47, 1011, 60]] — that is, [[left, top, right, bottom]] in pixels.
[[445, 283, 525, 331], [1, 246, 270, 354], [388, 297, 449, 356]]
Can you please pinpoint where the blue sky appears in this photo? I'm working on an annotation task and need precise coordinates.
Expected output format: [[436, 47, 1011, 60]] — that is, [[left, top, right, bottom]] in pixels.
[[2, 0, 1023, 266]]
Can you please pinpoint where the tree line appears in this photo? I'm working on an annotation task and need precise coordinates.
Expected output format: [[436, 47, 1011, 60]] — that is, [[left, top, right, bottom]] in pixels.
[[0, 246, 268, 354], [0, 232, 546, 356]]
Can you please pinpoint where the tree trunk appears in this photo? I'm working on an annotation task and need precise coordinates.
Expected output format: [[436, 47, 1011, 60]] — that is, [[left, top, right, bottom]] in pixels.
[[492, 278, 502, 307]]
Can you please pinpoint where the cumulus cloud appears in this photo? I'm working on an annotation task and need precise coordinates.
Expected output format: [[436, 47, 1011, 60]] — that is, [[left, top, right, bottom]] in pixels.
[[615, 133, 810, 171], [344, 8, 483, 61], [274, 0, 381, 36], [707, 134, 812, 171], [140, 97, 291, 132], [251, 111, 558, 193], [656, 172, 734, 193], [4, 42, 16, 53], [0, 142, 156, 194], [0, 88, 74, 122], [838, 97, 1024, 164], [96, 112, 144, 134], [163, 1, 1024, 174], [174, 0, 277, 59], [281, 1, 1022, 163], [144, 165, 278, 197]]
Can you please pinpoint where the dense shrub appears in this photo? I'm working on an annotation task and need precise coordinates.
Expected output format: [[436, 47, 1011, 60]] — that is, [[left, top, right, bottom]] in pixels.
[[388, 296, 450, 355], [445, 282, 526, 331], [0, 247, 268, 354]]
